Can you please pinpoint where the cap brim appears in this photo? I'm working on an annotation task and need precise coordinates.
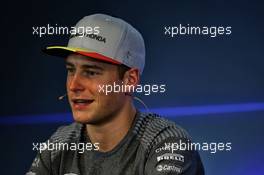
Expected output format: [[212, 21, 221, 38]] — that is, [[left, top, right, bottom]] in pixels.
[[43, 46, 122, 65]]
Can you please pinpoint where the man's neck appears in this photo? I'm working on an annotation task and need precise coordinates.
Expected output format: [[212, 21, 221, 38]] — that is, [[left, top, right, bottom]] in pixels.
[[85, 103, 137, 152]]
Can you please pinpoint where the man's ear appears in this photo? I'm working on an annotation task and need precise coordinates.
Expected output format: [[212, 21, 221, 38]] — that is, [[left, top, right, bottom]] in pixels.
[[123, 68, 140, 90]]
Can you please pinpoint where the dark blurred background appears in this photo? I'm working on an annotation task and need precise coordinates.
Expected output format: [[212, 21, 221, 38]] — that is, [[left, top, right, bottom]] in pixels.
[[2, 0, 264, 174]]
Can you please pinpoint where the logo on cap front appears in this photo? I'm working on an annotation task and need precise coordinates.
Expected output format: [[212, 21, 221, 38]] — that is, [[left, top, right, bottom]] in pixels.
[[70, 33, 106, 43]]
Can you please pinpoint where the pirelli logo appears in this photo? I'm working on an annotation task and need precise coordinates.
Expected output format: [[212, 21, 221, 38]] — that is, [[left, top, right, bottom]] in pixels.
[[157, 153, 184, 163]]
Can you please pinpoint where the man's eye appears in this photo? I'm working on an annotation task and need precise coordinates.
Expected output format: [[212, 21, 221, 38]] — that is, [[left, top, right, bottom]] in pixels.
[[84, 70, 99, 76], [66, 68, 75, 74]]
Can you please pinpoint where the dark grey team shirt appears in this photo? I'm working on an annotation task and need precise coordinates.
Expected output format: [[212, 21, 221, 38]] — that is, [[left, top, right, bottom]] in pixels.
[[27, 112, 204, 175]]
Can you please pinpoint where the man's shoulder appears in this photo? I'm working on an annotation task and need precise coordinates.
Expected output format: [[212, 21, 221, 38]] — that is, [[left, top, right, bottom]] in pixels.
[[35, 123, 83, 163], [134, 112, 191, 152], [49, 122, 83, 143]]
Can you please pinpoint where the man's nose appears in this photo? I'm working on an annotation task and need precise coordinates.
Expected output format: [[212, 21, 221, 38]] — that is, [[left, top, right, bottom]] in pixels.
[[69, 74, 85, 93]]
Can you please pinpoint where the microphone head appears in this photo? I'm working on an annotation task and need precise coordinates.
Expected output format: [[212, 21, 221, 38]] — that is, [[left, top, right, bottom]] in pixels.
[[58, 94, 67, 100]]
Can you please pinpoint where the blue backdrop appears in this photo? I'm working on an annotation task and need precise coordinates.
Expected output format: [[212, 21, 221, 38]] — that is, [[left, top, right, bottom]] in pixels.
[[2, 0, 264, 174]]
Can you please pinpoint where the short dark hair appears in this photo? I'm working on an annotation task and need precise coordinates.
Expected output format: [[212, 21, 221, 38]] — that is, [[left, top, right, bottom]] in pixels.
[[117, 64, 130, 79]]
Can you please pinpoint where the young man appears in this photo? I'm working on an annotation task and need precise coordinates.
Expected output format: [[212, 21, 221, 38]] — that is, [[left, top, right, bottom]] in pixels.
[[27, 14, 204, 175]]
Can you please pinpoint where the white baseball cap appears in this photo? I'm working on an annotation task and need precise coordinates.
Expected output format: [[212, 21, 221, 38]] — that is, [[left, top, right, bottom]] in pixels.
[[43, 14, 145, 74]]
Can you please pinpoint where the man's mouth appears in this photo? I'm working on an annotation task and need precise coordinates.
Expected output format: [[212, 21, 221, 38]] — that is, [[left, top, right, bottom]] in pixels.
[[71, 99, 94, 110]]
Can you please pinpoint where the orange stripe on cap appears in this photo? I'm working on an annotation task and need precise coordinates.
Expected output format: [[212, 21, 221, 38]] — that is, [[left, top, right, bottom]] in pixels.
[[77, 51, 122, 65]]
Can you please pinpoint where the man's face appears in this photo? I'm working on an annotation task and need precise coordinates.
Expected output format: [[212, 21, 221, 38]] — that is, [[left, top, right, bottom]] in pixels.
[[65, 54, 126, 125]]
